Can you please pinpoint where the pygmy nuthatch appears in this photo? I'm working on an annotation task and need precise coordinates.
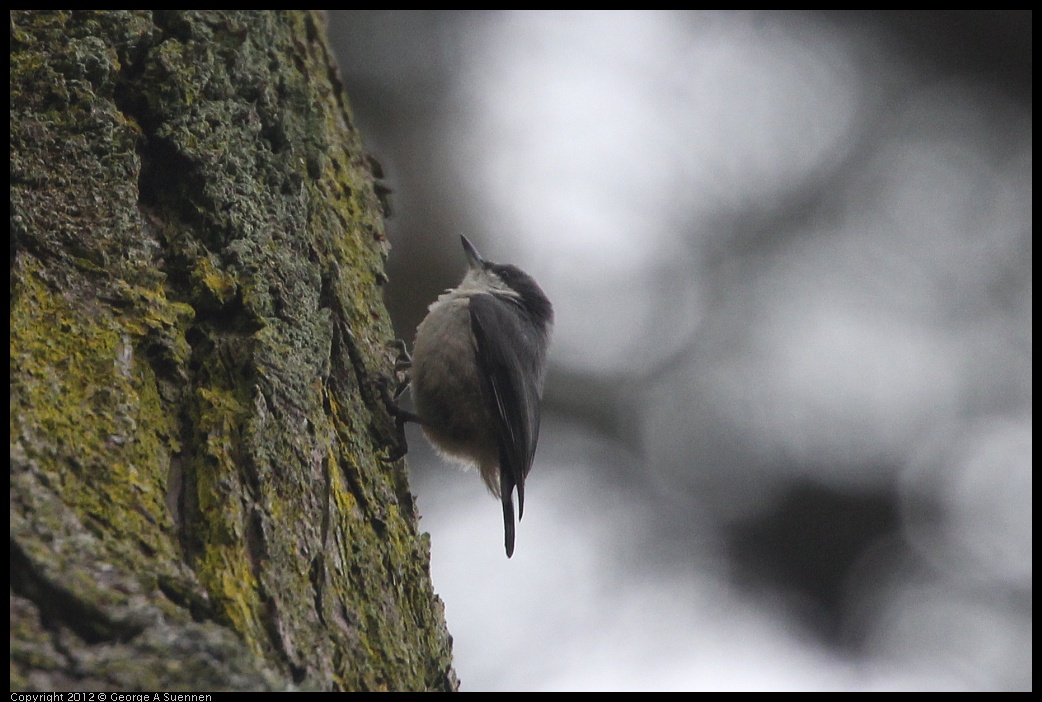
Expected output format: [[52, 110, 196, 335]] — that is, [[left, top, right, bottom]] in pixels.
[[408, 236, 553, 558]]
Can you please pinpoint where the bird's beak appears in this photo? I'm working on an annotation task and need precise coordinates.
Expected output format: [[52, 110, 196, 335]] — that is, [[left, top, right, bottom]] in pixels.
[[461, 235, 484, 269]]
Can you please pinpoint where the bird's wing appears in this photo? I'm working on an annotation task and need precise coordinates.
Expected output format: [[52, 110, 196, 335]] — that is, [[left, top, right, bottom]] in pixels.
[[469, 294, 543, 557]]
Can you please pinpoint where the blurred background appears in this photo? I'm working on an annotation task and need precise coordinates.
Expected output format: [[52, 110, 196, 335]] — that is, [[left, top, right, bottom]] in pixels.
[[327, 11, 1031, 691]]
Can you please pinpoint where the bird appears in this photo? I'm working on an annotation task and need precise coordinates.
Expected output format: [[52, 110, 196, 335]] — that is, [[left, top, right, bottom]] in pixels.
[[400, 235, 553, 558]]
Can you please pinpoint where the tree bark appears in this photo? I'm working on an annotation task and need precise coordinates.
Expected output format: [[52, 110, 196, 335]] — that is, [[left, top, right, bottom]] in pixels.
[[10, 10, 457, 691]]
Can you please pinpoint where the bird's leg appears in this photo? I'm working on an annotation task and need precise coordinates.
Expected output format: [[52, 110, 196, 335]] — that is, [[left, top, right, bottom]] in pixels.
[[389, 338, 412, 399], [378, 340, 422, 462]]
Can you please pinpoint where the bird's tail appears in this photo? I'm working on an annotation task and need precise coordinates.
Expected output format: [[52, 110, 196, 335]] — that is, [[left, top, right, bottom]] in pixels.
[[501, 470, 517, 558]]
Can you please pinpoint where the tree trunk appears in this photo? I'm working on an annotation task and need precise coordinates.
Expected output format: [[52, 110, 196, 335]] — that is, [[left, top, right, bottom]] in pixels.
[[10, 10, 457, 692]]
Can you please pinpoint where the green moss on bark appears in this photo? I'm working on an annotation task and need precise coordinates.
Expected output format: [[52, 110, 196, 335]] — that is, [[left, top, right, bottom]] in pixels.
[[11, 10, 456, 691]]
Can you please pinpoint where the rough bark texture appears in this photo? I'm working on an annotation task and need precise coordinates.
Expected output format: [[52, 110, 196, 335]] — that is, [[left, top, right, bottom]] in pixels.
[[10, 10, 457, 691]]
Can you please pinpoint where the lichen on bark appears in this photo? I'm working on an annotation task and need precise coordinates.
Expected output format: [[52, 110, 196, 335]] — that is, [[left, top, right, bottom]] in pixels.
[[11, 10, 457, 691]]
